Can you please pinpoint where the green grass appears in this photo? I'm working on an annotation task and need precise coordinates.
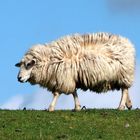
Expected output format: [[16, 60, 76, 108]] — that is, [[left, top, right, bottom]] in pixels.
[[0, 109, 140, 140]]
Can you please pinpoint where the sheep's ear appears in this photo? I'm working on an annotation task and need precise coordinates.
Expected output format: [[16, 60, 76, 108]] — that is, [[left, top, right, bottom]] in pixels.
[[15, 62, 21, 67]]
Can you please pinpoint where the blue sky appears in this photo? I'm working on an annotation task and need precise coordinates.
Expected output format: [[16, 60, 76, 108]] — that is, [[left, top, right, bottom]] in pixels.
[[0, 0, 140, 109]]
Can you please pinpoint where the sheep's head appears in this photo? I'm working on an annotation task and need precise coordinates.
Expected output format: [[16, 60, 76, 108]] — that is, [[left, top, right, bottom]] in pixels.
[[15, 56, 36, 83], [16, 44, 50, 85]]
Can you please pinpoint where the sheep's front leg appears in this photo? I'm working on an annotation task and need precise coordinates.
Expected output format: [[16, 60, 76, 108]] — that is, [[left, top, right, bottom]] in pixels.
[[48, 91, 60, 112], [72, 91, 81, 111], [118, 88, 128, 110], [125, 93, 132, 110]]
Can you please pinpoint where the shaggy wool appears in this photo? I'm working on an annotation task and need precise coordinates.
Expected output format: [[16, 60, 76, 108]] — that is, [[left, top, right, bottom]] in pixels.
[[22, 32, 135, 94]]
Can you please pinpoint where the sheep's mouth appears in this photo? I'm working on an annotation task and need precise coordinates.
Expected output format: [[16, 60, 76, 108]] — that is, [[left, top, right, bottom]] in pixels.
[[18, 75, 30, 83], [19, 79, 28, 83]]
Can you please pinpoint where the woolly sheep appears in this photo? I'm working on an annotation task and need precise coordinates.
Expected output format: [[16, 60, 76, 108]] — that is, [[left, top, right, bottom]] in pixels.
[[15, 32, 135, 111]]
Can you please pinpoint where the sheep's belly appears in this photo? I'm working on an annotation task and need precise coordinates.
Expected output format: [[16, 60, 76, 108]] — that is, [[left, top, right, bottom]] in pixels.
[[77, 81, 123, 93]]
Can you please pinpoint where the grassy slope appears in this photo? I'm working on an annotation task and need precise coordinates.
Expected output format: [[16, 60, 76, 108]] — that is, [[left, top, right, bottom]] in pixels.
[[0, 109, 140, 140]]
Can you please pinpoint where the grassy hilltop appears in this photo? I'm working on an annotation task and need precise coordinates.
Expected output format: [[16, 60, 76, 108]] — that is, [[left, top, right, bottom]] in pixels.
[[0, 109, 140, 140]]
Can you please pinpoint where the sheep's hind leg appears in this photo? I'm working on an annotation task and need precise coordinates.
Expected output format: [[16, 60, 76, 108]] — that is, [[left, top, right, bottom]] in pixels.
[[48, 91, 60, 112], [72, 91, 81, 111], [118, 88, 128, 110], [125, 93, 132, 110]]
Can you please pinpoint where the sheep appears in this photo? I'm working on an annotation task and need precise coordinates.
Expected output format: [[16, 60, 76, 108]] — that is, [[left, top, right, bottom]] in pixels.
[[15, 32, 135, 111]]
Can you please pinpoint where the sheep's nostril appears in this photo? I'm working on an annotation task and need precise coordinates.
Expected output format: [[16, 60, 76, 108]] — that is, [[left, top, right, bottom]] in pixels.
[[18, 76, 22, 82]]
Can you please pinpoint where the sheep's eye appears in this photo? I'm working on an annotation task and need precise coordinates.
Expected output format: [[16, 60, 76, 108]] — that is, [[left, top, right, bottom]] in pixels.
[[26, 63, 31, 69], [25, 60, 35, 70]]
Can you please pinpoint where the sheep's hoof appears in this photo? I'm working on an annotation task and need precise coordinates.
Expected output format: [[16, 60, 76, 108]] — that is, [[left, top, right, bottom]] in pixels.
[[48, 106, 55, 112], [118, 105, 125, 110], [125, 102, 132, 110], [74, 106, 81, 111], [126, 105, 132, 110]]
